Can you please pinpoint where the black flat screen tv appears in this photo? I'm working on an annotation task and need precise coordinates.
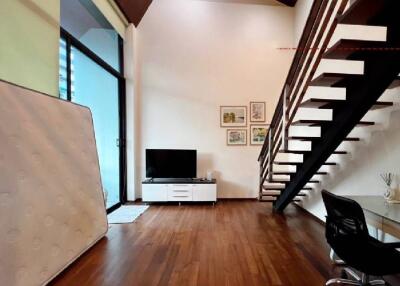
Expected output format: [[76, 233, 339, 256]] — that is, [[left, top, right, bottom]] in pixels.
[[146, 149, 197, 179]]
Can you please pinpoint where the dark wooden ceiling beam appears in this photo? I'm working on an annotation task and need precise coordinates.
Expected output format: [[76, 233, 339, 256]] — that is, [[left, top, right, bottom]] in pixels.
[[276, 0, 297, 7], [114, 0, 153, 27]]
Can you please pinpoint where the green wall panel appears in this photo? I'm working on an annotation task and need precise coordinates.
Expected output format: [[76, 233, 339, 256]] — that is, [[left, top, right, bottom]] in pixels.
[[0, 0, 60, 96]]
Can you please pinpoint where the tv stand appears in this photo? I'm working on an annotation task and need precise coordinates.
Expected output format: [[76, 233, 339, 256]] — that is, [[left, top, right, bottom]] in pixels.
[[142, 178, 217, 204]]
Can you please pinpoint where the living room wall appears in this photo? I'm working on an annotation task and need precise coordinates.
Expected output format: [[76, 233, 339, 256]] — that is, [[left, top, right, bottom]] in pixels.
[[133, 0, 294, 198]]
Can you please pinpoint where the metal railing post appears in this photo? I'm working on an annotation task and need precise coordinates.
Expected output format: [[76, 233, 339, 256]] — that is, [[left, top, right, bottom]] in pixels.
[[282, 85, 289, 151], [259, 159, 263, 200], [268, 128, 273, 181]]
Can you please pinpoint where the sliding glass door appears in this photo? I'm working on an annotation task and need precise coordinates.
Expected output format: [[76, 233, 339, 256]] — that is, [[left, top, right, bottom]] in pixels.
[[59, 0, 126, 212], [71, 48, 121, 209]]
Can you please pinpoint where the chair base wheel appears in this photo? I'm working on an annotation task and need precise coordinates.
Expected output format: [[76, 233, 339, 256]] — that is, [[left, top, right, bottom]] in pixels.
[[326, 278, 386, 286]]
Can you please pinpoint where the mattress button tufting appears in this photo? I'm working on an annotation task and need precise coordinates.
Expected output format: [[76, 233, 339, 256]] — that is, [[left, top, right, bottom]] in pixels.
[[51, 245, 61, 257], [0, 192, 11, 207], [6, 229, 19, 244], [25, 205, 34, 217], [44, 215, 55, 227], [56, 195, 65, 206], [33, 237, 42, 250], [16, 266, 28, 280], [40, 268, 49, 279]]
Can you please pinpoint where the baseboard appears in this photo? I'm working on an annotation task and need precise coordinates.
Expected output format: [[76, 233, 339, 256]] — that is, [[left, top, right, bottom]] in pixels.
[[219, 198, 258, 201], [293, 203, 325, 226], [127, 198, 258, 203]]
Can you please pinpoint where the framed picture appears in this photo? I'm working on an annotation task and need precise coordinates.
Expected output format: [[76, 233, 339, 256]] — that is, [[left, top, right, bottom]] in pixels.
[[220, 106, 247, 127], [227, 129, 247, 146], [250, 102, 266, 122], [250, 125, 268, 145]]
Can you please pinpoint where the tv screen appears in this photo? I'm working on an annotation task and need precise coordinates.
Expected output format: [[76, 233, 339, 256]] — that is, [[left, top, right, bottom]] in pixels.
[[146, 149, 197, 178]]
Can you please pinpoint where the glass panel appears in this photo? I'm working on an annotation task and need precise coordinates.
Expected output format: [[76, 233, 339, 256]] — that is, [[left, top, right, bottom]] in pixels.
[[71, 46, 120, 209], [61, 0, 120, 71], [59, 38, 68, 100]]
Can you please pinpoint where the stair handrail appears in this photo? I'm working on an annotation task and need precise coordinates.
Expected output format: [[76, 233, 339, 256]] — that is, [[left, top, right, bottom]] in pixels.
[[258, 0, 326, 163], [286, 0, 349, 128], [258, 0, 349, 200]]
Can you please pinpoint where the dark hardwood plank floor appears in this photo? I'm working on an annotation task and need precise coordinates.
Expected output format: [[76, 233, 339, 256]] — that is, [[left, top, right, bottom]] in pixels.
[[50, 201, 336, 286]]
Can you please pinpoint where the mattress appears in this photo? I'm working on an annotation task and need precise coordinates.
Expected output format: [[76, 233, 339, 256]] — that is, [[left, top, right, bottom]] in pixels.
[[0, 80, 108, 286]]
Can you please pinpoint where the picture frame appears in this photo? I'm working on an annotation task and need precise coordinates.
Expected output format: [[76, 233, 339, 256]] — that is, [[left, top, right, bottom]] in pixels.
[[227, 129, 247, 146], [220, 106, 247, 127], [250, 102, 266, 122], [250, 125, 269, 145]]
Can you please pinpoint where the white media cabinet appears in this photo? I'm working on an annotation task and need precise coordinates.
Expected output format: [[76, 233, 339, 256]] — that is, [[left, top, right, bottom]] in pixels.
[[142, 179, 217, 204]]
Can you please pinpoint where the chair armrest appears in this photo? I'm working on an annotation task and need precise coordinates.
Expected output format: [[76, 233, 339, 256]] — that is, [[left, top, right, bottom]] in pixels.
[[383, 242, 400, 249]]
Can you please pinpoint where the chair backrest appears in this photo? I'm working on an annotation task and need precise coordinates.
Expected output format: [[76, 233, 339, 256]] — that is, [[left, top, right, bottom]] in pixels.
[[321, 190, 369, 244]]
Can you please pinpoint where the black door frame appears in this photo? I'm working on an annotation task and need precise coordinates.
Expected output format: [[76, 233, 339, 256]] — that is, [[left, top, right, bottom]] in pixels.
[[60, 28, 127, 213]]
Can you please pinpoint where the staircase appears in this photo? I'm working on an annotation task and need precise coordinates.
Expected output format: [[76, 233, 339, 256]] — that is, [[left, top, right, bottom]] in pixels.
[[258, 0, 400, 211]]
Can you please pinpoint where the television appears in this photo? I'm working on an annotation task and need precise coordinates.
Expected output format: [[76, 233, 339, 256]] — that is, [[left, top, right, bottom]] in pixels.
[[146, 149, 197, 179]]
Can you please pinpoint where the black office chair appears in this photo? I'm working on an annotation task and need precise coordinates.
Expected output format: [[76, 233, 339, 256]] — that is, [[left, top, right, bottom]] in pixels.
[[322, 190, 400, 285]]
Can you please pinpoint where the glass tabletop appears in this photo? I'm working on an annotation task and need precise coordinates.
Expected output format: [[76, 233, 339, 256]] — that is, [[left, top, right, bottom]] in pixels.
[[346, 196, 400, 224]]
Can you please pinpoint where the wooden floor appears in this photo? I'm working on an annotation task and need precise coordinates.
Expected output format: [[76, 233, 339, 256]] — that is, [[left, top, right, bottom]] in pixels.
[[51, 201, 336, 286]]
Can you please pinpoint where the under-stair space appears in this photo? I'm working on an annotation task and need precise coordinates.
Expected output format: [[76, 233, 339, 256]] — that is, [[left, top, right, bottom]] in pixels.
[[258, 0, 400, 211]]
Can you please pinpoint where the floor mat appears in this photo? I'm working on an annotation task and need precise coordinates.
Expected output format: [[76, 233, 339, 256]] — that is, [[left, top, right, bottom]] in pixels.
[[107, 205, 149, 224]]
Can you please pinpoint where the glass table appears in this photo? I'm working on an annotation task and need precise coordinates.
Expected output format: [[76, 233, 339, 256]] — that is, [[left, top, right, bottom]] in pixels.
[[346, 196, 400, 239]]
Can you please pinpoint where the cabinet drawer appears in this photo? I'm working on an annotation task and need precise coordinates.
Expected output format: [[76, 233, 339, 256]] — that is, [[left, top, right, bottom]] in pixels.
[[168, 187, 193, 201], [169, 184, 191, 191]]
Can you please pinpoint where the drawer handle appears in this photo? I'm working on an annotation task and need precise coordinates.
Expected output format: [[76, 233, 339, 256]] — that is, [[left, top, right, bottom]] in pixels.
[[172, 190, 189, 192], [172, 195, 189, 198], [173, 185, 188, 186]]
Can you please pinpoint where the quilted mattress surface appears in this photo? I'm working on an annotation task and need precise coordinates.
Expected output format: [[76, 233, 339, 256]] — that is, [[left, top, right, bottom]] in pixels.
[[0, 80, 108, 286]]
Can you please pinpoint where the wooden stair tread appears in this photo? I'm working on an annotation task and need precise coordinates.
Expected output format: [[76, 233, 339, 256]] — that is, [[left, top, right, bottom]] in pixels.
[[279, 150, 307, 155], [262, 187, 312, 191], [272, 171, 296, 175], [324, 162, 337, 166], [261, 193, 307, 197], [338, 0, 386, 26], [292, 119, 331, 126], [259, 198, 301, 202], [261, 190, 307, 196], [370, 101, 393, 110], [275, 160, 338, 167], [292, 119, 374, 127], [271, 171, 327, 176], [269, 180, 290, 184], [274, 161, 302, 166], [357, 121, 375, 126], [301, 98, 392, 110], [333, 151, 348, 155], [311, 72, 363, 87], [389, 76, 400, 89], [300, 98, 343, 108], [262, 186, 285, 190], [269, 179, 320, 184], [324, 39, 388, 60], [288, 136, 359, 142]]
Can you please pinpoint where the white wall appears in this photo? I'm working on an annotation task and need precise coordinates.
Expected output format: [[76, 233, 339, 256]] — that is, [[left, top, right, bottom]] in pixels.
[[124, 24, 139, 201], [294, 0, 313, 44], [134, 0, 294, 198]]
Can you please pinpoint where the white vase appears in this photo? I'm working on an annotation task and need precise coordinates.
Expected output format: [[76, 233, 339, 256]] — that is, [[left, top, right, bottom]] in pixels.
[[384, 187, 396, 201]]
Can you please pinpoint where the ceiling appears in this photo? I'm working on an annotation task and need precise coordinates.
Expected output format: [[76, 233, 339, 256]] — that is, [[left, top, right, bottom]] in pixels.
[[114, 0, 153, 27], [199, 0, 297, 5], [114, 0, 297, 27]]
